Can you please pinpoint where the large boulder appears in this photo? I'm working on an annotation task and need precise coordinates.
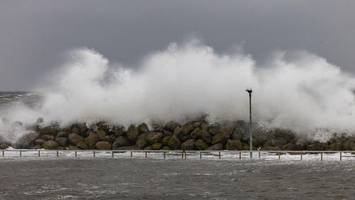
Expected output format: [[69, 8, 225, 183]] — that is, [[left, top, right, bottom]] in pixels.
[[181, 139, 195, 150], [208, 123, 221, 136], [201, 130, 212, 144], [195, 139, 208, 150], [127, 125, 139, 141], [77, 141, 88, 149], [164, 121, 180, 132], [95, 141, 112, 150], [162, 136, 171, 146], [146, 132, 163, 145], [226, 140, 243, 150], [96, 130, 107, 141], [34, 138, 45, 146], [43, 140, 59, 150], [112, 136, 130, 149], [137, 123, 149, 133], [15, 132, 39, 149], [168, 135, 181, 150], [112, 126, 125, 137], [68, 133, 84, 146], [38, 125, 59, 136], [151, 143, 162, 150], [56, 131, 68, 138], [115, 145, 137, 150], [211, 132, 226, 145], [174, 123, 193, 142], [84, 132, 100, 148], [207, 143, 224, 150], [136, 133, 148, 149], [40, 134, 55, 141], [55, 137, 68, 147]]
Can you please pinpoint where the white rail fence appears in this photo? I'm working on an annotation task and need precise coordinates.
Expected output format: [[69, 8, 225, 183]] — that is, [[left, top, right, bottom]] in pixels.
[[0, 149, 355, 161]]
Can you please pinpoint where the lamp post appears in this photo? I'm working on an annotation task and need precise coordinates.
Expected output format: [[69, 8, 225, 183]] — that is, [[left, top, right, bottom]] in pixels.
[[246, 89, 253, 157]]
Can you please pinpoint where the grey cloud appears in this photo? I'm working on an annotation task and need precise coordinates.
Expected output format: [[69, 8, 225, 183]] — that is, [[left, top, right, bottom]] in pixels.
[[0, 0, 354, 90]]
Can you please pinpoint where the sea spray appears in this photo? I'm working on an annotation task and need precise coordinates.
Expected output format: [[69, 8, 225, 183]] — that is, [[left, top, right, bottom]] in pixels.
[[1, 41, 355, 142]]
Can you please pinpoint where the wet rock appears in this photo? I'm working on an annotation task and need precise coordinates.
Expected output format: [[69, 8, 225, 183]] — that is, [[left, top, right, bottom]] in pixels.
[[164, 121, 180, 132], [84, 132, 100, 148], [127, 125, 139, 141], [15, 132, 39, 149], [137, 123, 149, 133], [0, 143, 9, 149], [68, 133, 84, 146], [67, 145, 80, 150], [190, 128, 203, 139], [195, 139, 208, 150], [168, 135, 181, 150], [43, 140, 59, 150], [174, 124, 192, 142], [161, 146, 171, 150], [181, 139, 195, 150], [136, 133, 148, 149], [95, 141, 112, 150], [55, 137, 68, 147], [162, 136, 171, 146], [97, 130, 107, 141], [201, 130, 212, 144], [38, 125, 58, 136], [144, 146, 153, 150], [211, 132, 226, 145], [146, 132, 163, 145], [77, 141, 88, 149], [112, 136, 130, 149], [57, 131, 68, 138], [115, 145, 137, 150], [208, 123, 221, 136], [207, 143, 224, 150], [226, 140, 243, 150], [34, 138, 45, 146], [112, 126, 125, 137], [152, 143, 162, 150], [40, 135, 55, 141]]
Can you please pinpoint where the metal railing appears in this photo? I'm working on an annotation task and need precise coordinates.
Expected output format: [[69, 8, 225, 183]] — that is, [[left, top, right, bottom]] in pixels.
[[1, 149, 355, 161]]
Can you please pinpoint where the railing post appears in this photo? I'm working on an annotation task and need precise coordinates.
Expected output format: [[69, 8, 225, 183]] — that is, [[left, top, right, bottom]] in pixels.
[[56, 150, 59, 157], [321, 152, 323, 161], [130, 151, 133, 158], [200, 152, 202, 159], [239, 151, 242, 160], [300, 152, 303, 161], [2, 150, 4, 157], [250, 151, 252, 159], [38, 150, 40, 157], [164, 152, 166, 160], [258, 151, 261, 159], [278, 153, 281, 160], [145, 151, 148, 158], [75, 151, 77, 158], [219, 151, 221, 159], [19, 150, 22, 157], [340, 152, 342, 161], [111, 151, 114, 158]]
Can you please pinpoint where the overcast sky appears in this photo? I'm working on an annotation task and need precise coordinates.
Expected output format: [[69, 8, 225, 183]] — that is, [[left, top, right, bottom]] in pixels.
[[0, 0, 354, 90]]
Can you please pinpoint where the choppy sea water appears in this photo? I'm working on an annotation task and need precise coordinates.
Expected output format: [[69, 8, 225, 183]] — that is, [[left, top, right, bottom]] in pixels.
[[0, 91, 40, 108], [0, 159, 354, 200]]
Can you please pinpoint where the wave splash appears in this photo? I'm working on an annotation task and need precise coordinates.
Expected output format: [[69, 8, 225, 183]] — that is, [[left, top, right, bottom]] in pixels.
[[1, 41, 355, 142]]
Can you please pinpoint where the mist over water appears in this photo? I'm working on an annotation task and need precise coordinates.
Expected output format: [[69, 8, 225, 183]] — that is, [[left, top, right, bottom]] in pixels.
[[1, 41, 355, 142]]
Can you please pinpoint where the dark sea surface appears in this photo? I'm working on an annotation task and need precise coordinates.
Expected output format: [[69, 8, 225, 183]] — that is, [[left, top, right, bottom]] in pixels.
[[0, 159, 354, 200], [0, 91, 40, 108]]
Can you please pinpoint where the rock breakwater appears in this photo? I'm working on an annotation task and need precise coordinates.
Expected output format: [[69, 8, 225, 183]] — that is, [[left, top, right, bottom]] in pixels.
[[1, 119, 355, 151]]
